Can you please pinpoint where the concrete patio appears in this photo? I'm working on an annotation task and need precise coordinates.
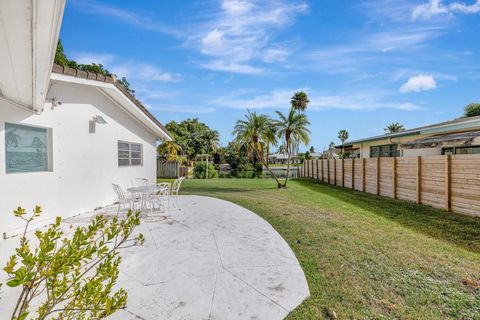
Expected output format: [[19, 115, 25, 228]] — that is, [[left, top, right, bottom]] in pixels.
[[0, 195, 309, 320]]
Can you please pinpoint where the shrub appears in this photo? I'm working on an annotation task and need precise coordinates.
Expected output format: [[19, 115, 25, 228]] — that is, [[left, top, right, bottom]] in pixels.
[[464, 103, 480, 117], [3, 206, 144, 320], [193, 162, 218, 179]]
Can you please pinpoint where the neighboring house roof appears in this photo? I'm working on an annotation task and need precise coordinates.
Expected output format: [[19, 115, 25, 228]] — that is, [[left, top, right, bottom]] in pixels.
[[401, 130, 480, 149], [342, 116, 480, 146], [51, 64, 172, 141]]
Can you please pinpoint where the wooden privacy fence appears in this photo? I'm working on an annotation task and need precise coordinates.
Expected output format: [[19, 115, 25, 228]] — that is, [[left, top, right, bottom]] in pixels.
[[300, 155, 480, 217], [157, 161, 188, 179]]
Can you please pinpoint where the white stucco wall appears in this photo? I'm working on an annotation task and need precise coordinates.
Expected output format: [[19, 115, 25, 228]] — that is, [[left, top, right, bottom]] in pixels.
[[0, 80, 158, 236]]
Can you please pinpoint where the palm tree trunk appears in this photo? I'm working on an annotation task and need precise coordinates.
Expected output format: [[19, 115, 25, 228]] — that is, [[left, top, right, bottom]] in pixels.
[[253, 148, 283, 188], [284, 152, 291, 187]]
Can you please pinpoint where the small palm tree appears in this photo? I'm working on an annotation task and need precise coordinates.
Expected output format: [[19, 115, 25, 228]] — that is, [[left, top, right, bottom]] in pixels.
[[338, 129, 349, 157], [157, 140, 181, 161], [233, 111, 283, 187], [384, 122, 405, 133], [275, 108, 311, 187], [290, 91, 310, 113]]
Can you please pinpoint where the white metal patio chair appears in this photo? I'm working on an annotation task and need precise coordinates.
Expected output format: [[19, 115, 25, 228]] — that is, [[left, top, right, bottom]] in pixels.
[[170, 177, 185, 208], [112, 183, 141, 217], [147, 183, 171, 217]]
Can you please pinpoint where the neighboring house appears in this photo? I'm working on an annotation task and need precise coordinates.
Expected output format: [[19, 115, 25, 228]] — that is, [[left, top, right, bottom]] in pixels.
[[0, 0, 171, 236], [340, 116, 480, 158], [268, 153, 299, 165]]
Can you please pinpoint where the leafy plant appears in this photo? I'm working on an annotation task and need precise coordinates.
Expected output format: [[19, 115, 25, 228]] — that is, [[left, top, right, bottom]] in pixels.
[[384, 122, 405, 133], [3, 206, 144, 320], [193, 162, 218, 179], [233, 111, 284, 188], [464, 103, 480, 117]]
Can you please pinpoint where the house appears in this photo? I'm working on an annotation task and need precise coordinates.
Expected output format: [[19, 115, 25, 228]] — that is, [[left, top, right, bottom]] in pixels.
[[0, 0, 171, 236], [340, 116, 480, 158], [268, 153, 299, 165]]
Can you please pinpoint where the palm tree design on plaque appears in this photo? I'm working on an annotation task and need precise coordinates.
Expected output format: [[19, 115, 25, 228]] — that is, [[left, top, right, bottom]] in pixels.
[[31, 137, 47, 152], [5, 128, 21, 148]]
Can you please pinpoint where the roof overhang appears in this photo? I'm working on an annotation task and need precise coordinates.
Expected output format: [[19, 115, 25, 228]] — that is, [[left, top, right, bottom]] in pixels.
[[0, 0, 65, 112], [50, 73, 172, 141]]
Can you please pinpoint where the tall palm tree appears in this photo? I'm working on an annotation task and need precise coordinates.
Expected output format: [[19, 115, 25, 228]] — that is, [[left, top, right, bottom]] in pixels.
[[233, 111, 283, 188], [157, 140, 181, 161], [338, 129, 349, 157], [290, 91, 310, 113], [204, 130, 220, 155], [290, 91, 310, 174], [275, 108, 311, 187], [384, 122, 405, 133]]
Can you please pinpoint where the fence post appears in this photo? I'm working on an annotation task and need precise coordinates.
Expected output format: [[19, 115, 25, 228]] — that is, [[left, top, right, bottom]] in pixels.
[[392, 157, 397, 199], [321, 159, 324, 181], [341, 159, 345, 187], [327, 159, 330, 183], [445, 155, 451, 211], [416, 156, 422, 204], [316, 159, 320, 180], [362, 158, 366, 192], [333, 159, 337, 185], [376, 157, 380, 195], [351, 159, 355, 189]]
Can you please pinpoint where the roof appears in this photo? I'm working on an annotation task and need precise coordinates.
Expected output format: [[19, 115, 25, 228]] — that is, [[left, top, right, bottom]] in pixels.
[[401, 130, 480, 149], [343, 115, 480, 146], [51, 64, 172, 140], [0, 0, 65, 112]]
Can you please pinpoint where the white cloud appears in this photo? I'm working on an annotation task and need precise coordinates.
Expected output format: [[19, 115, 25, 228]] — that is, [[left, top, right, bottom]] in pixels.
[[210, 88, 421, 111], [193, 0, 308, 73], [202, 61, 264, 74], [399, 74, 437, 93], [412, 0, 480, 20]]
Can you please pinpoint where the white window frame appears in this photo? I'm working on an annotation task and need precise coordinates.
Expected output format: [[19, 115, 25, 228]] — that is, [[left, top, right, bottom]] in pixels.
[[118, 141, 143, 167], [5, 122, 53, 174]]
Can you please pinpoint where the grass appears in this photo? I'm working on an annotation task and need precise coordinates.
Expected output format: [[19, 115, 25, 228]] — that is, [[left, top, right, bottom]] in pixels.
[[178, 178, 480, 319]]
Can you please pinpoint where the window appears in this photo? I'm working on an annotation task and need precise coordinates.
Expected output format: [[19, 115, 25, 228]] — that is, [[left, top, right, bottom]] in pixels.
[[118, 141, 143, 166], [370, 144, 399, 158], [443, 146, 480, 155], [5, 123, 51, 173]]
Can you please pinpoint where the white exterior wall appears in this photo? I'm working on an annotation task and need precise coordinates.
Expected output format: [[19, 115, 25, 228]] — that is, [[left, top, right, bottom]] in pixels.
[[0, 80, 157, 236]]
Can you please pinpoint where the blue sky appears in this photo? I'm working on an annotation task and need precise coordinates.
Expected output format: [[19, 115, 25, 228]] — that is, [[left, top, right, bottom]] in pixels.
[[60, 0, 480, 151]]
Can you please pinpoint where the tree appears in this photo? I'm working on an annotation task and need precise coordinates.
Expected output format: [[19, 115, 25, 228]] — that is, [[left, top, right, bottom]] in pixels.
[[309, 146, 315, 153], [157, 140, 181, 161], [223, 142, 251, 172], [165, 119, 220, 163], [464, 103, 480, 117], [338, 129, 349, 156], [275, 107, 311, 187], [3, 206, 143, 320], [233, 111, 283, 188], [384, 122, 405, 133], [54, 40, 137, 96], [290, 91, 310, 174], [290, 91, 310, 113]]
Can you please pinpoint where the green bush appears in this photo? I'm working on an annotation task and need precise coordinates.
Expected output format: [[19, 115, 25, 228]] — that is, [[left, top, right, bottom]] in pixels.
[[194, 162, 218, 179], [464, 103, 480, 117]]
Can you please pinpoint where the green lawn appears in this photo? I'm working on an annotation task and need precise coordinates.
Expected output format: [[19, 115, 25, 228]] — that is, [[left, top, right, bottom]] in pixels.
[[178, 178, 480, 319]]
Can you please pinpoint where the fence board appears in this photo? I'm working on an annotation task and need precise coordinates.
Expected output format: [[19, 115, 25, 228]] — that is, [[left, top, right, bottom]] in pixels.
[[300, 154, 480, 217]]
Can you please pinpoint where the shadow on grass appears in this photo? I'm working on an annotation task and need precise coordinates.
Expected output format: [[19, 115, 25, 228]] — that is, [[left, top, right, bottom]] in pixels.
[[296, 178, 480, 254]]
